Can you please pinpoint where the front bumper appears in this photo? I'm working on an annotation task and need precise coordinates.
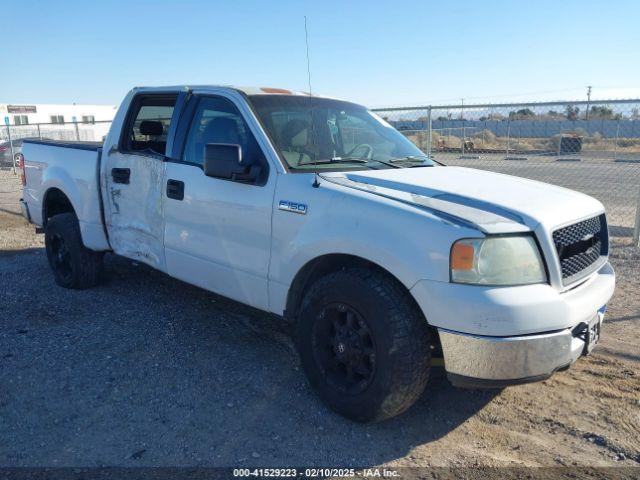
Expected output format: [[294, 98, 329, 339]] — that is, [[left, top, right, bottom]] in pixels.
[[410, 261, 615, 387], [439, 308, 603, 388]]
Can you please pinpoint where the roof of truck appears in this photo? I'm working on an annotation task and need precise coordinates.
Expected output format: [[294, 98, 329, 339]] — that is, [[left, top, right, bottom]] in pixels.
[[131, 85, 337, 99]]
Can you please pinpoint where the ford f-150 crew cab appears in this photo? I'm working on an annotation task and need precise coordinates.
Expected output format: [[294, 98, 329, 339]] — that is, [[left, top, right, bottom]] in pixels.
[[20, 85, 615, 422]]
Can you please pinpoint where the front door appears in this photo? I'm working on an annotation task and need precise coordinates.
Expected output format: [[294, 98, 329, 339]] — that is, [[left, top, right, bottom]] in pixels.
[[163, 94, 276, 309], [103, 93, 178, 271]]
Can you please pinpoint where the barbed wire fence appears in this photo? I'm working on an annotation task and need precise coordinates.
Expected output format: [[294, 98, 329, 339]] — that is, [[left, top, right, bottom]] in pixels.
[[373, 99, 640, 246]]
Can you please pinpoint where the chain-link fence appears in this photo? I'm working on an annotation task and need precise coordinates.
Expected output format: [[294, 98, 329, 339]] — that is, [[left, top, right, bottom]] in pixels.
[[2, 100, 640, 244], [373, 99, 640, 244], [0, 120, 112, 172]]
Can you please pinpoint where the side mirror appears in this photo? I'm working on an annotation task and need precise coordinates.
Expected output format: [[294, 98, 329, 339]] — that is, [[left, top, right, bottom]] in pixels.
[[203, 143, 261, 183]]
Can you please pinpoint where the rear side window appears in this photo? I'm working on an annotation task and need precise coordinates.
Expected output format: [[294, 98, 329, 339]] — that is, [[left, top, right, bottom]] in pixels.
[[123, 95, 177, 155]]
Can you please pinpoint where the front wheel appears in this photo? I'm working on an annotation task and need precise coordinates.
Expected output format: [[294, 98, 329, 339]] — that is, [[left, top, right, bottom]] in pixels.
[[296, 268, 431, 422], [45, 213, 104, 289]]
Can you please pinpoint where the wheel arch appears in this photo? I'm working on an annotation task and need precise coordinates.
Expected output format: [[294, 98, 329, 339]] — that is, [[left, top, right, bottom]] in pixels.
[[284, 253, 424, 323], [284, 252, 443, 365], [42, 187, 76, 226]]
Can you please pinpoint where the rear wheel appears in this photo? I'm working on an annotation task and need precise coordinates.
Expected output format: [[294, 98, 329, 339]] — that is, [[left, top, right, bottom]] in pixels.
[[296, 267, 431, 422], [45, 213, 103, 289]]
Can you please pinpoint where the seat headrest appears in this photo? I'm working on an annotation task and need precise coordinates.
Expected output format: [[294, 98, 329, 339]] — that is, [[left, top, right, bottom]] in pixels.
[[140, 120, 164, 136], [202, 117, 241, 145], [281, 119, 309, 148]]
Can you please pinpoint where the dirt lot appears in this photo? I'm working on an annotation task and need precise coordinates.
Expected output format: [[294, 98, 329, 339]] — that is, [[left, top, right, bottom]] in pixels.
[[0, 169, 639, 473]]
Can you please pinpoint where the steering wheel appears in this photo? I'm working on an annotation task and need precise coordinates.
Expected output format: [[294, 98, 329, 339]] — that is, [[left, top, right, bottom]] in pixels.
[[345, 143, 373, 160]]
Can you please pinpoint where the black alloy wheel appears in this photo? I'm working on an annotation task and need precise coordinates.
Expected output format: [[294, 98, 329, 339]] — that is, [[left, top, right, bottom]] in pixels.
[[311, 302, 376, 395]]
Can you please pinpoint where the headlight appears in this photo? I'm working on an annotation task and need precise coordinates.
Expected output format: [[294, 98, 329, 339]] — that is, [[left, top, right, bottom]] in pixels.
[[450, 236, 546, 285]]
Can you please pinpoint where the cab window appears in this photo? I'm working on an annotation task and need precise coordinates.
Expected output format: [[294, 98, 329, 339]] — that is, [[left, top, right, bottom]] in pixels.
[[182, 96, 267, 171], [123, 95, 177, 155]]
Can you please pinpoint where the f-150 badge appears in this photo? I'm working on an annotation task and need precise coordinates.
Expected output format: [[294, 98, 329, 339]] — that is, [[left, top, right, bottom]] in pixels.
[[279, 200, 307, 215]]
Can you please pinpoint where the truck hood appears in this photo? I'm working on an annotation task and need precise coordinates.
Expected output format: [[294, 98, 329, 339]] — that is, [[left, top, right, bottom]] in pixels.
[[320, 166, 604, 234]]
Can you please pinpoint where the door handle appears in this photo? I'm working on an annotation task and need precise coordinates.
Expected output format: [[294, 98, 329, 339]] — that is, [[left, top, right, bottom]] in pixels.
[[166, 179, 185, 200], [111, 168, 130, 184]]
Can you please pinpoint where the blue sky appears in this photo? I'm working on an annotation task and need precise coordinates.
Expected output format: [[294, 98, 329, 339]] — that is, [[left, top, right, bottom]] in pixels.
[[3, 0, 639, 107]]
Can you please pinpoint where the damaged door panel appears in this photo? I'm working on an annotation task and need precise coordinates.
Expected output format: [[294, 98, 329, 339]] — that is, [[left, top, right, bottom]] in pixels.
[[103, 93, 180, 271]]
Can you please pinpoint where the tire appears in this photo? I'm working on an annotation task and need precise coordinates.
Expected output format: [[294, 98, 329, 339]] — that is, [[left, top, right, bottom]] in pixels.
[[296, 267, 431, 422], [45, 213, 104, 289]]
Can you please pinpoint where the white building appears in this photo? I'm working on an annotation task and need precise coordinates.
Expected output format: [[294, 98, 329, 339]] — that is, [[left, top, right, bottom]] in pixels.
[[1, 103, 117, 142], [1, 103, 117, 126]]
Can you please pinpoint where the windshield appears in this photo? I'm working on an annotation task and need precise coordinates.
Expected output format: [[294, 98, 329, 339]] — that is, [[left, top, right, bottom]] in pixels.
[[248, 95, 436, 171]]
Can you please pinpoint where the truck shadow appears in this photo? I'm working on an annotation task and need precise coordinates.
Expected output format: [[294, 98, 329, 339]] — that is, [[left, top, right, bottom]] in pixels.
[[106, 254, 500, 466], [2, 249, 498, 467]]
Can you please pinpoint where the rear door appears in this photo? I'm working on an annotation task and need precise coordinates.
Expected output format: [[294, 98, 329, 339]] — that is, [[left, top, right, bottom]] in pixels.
[[103, 93, 180, 271], [162, 92, 276, 310]]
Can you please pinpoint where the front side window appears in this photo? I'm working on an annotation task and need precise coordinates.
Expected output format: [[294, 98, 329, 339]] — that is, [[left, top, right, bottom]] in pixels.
[[182, 96, 266, 169], [123, 95, 176, 155], [50, 115, 64, 124], [249, 95, 435, 171], [13, 115, 28, 125], [82, 115, 95, 124]]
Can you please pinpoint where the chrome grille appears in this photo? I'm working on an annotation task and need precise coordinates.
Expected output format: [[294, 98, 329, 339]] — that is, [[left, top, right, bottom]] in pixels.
[[553, 214, 607, 284]]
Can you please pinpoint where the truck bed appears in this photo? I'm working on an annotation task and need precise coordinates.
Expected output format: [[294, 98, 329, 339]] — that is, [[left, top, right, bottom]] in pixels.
[[21, 139, 110, 251], [23, 139, 103, 151]]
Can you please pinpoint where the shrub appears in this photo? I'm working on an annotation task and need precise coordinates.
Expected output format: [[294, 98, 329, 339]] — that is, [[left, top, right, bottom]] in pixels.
[[473, 129, 496, 143]]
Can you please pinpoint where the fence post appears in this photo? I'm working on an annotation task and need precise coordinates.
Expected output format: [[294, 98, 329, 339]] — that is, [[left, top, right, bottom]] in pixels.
[[461, 102, 465, 157], [7, 125, 16, 174], [613, 119, 620, 161], [74, 121, 80, 141], [634, 186, 640, 247], [426, 106, 432, 158], [506, 118, 511, 158], [37, 124, 41, 140]]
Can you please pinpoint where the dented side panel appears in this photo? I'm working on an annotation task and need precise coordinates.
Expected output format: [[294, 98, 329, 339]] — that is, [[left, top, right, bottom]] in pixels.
[[103, 152, 167, 271], [99, 89, 169, 271]]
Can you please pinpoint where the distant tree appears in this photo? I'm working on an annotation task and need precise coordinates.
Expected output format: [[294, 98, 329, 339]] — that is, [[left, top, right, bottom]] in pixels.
[[517, 108, 535, 117], [565, 105, 580, 121], [508, 108, 535, 120], [436, 116, 449, 122], [589, 106, 617, 119]]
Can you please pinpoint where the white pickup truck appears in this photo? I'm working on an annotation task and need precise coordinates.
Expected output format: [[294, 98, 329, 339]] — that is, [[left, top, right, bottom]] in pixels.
[[20, 86, 615, 422]]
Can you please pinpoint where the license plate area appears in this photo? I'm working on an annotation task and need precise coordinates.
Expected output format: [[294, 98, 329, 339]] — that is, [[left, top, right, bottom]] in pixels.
[[584, 315, 602, 355], [584, 314, 602, 354]]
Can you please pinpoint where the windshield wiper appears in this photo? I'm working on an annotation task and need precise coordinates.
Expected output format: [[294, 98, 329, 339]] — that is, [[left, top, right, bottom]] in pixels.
[[297, 157, 401, 169], [298, 157, 370, 167], [388, 155, 438, 167], [389, 155, 429, 163]]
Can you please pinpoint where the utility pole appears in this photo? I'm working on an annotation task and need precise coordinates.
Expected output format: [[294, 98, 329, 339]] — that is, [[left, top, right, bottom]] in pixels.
[[586, 86, 592, 120]]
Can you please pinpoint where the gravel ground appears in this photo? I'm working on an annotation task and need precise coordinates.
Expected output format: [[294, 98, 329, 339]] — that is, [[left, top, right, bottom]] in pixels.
[[0, 169, 639, 472]]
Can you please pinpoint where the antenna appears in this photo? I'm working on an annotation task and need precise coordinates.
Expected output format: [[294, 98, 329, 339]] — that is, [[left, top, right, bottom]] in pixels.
[[304, 16, 320, 188], [304, 16, 313, 97]]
